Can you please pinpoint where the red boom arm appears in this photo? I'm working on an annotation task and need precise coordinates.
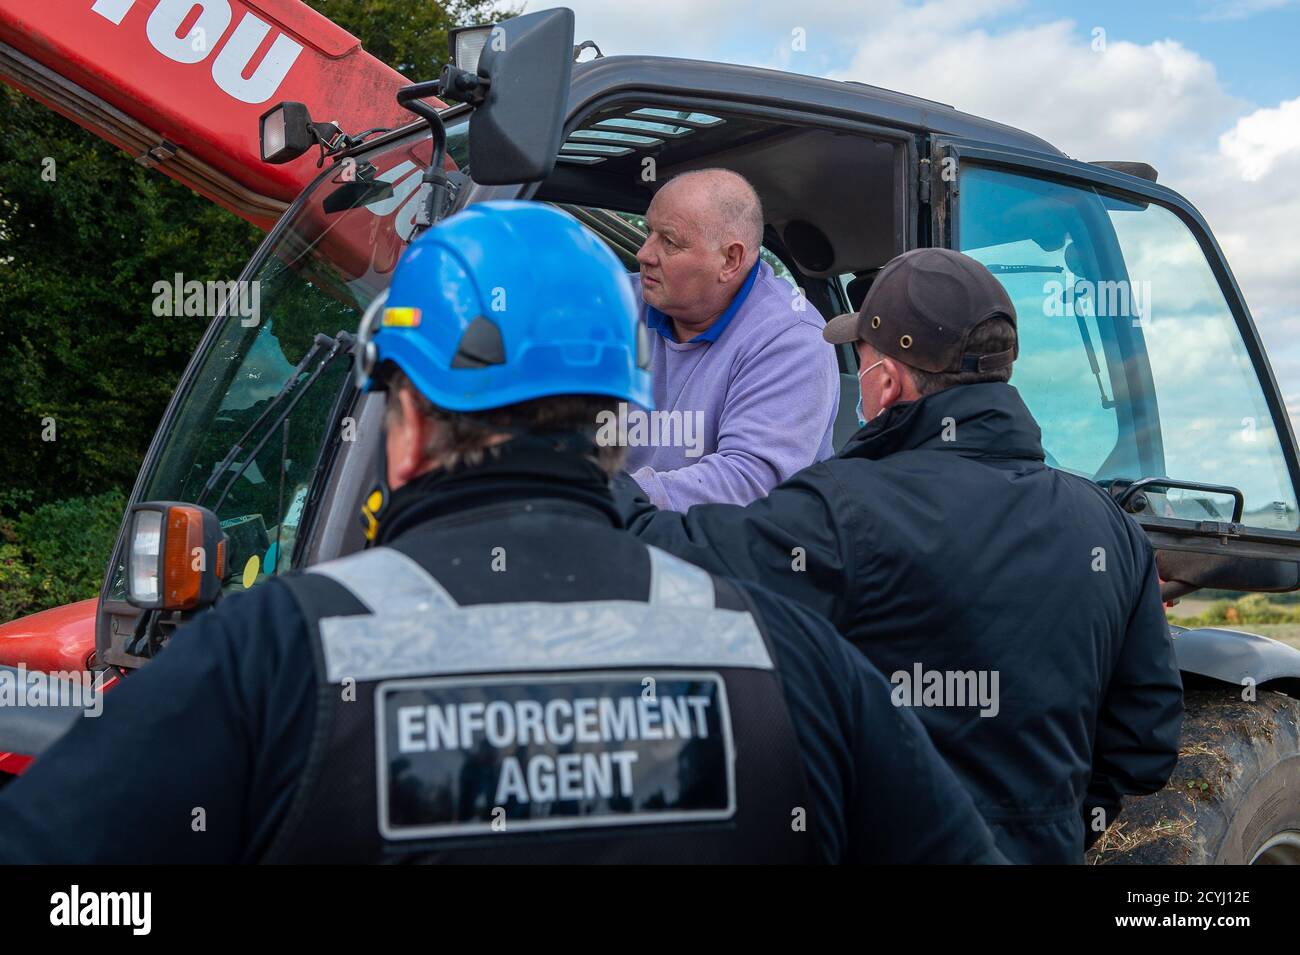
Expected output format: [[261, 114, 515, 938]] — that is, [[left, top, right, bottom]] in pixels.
[[0, 0, 438, 229]]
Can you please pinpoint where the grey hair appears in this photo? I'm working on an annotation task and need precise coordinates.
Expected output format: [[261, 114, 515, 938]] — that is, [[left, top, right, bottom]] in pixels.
[[662, 168, 764, 263], [900, 318, 1018, 397], [383, 368, 628, 476]]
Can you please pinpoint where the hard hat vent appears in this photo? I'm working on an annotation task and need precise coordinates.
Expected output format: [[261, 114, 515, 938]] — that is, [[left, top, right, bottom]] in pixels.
[[451, 316, 507, 369]]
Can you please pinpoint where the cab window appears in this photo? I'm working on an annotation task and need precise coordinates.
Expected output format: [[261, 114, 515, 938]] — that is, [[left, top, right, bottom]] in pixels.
[[958, 165, 1297, 530]]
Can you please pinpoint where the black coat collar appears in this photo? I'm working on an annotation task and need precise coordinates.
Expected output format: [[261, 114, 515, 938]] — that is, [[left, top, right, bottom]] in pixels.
[[377, 437, 623, 545], [840, 382, 1046, 463]]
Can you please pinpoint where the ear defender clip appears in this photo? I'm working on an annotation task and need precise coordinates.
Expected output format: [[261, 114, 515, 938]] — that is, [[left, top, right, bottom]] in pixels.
[[359, 484, 389, 543]]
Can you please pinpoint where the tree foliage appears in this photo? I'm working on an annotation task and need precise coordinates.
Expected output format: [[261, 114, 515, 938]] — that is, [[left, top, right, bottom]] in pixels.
[[303, 0, 513, 79], [0, 2, 508, 618], [0, 87, 263, 510]]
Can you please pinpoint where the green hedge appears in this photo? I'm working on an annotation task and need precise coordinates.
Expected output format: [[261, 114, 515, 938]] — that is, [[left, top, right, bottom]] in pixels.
[[0, 490, 125, 623], [1175, 593, 1300, 629]]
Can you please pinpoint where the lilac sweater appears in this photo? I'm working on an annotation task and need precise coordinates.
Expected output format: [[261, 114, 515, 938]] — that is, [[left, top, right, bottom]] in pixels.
[[626, 262, 840, 509]]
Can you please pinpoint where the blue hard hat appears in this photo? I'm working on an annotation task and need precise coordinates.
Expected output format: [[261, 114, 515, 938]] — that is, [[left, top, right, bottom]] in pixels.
[[355, 200, 653, 411]]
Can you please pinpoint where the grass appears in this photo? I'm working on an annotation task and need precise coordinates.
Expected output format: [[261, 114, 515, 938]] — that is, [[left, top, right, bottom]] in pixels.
[[1167, 594, 1300, 650]]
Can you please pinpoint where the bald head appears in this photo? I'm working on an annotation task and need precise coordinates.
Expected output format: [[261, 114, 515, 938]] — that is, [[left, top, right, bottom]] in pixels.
[[656, 168, 764, 265], [636, 168, 766, 335]]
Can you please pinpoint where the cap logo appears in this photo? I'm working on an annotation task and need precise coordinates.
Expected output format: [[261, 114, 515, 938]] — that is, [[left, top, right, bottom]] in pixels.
[[900, 334, 913, 349], [382, 307, 421, 328]]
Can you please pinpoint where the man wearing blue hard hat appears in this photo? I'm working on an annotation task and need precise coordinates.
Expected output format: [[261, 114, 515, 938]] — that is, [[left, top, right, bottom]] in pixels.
[[0, 202, 1002, 864]]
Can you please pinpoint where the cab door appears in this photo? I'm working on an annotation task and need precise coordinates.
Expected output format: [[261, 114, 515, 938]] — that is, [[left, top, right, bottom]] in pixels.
[[929, 138, 1300, 592]]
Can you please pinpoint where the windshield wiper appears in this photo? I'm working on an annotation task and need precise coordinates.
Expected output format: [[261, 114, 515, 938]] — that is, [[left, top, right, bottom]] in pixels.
[[1048, 276, 1116, 411], [197, 331, 355, 513]]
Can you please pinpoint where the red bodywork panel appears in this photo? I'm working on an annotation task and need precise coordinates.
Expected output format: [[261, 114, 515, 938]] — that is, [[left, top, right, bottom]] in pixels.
[[0, 0, 437, 229], [0, 599, 97, 673], [0, 600, 98, 774]]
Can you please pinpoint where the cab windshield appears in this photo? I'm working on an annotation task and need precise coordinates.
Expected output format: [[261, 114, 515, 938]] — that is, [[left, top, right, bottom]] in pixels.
[[958, 165, 1298, 531], [105, 118, 470, 601]]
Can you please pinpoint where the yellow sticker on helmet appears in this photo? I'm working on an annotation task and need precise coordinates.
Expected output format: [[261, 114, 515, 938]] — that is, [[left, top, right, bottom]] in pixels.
[[382, 307, 421, 327]]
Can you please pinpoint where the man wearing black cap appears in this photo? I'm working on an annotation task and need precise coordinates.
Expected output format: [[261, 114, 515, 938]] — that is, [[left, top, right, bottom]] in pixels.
[[613, 247, 1184, 864]]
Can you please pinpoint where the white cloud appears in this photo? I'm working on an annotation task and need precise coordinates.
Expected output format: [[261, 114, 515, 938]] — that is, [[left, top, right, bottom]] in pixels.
[[1199, 0, 1297, 21], [1218, 95, 1300, 180], [1184, 108, 1300, 430], [830, 17, 1243, 163]]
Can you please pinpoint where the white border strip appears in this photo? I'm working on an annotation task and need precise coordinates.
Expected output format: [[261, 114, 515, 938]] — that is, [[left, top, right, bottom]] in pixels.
[[321, 600, 772, 682]]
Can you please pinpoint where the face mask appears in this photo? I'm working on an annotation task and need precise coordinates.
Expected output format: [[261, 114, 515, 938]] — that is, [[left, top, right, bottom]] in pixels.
[[855, 358, 885, 428]]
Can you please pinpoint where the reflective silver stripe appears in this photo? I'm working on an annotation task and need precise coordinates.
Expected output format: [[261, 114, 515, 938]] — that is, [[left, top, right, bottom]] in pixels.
[[647, 545, 714, 608], [319, 600, 772, 683], [307, 547, 457, 615]]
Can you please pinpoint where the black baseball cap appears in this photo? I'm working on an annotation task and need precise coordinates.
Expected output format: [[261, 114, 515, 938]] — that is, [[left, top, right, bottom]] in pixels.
[[823, 248, 1018, 374]]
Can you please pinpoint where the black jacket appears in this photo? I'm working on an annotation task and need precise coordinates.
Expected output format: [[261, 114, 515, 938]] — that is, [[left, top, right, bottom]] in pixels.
[[614, 382, 1184, 863], [0, 442, 1003, 864]]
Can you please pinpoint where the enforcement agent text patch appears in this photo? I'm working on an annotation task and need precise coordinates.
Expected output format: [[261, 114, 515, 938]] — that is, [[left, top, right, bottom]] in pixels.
[[375, 670, 735, 839]]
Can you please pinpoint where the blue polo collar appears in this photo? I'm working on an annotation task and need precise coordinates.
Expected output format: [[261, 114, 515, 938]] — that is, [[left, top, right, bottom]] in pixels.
[[645, 258, 762, 344]]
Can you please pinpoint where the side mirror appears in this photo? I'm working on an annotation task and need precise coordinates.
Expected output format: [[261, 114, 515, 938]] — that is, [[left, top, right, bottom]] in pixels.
[[464, 8, 575, 185], [126, 503, 229, 612]]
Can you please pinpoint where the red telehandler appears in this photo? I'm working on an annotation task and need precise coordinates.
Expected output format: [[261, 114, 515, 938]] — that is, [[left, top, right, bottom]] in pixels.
[[4, 1, 1300, 864], [0, 0, 441, 772]]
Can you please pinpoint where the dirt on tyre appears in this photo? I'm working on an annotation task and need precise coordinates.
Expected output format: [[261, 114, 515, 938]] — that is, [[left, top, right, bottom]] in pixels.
[[1088, 687, 1300, 864]]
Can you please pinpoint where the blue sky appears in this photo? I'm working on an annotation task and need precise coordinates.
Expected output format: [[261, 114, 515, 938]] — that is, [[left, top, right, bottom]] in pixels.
[[674, 0, 1300, 105], [956, 0, 1300, 104]]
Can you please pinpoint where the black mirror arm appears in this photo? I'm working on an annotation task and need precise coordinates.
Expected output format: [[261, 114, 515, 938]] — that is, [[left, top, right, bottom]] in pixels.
[[396, 79, 457, 232]]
